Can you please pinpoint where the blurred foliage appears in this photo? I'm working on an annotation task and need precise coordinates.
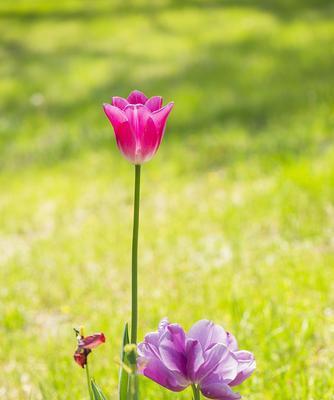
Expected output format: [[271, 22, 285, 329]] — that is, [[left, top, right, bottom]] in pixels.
[[0, 0, 333, 399]]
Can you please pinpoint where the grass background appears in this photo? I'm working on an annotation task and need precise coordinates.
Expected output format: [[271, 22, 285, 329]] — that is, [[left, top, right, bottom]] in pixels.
[[0, 0, 334, 398]]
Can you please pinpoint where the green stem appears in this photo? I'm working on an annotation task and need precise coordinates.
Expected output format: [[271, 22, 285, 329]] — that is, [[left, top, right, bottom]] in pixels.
[[133, 374, 138, 400], [128, 373, 138, 400], [191, 384, 200, 400], [131, 164, 141, 344], [85, 363, 93, 400], [130, 164, 141, 400]]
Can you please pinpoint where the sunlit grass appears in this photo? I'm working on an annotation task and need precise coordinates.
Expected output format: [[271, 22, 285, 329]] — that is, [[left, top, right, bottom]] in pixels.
[[0, 0, 333, 399]]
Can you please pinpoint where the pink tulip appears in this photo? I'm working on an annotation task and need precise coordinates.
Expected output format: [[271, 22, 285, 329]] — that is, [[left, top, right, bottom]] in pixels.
[[103, 90, 174, 164]]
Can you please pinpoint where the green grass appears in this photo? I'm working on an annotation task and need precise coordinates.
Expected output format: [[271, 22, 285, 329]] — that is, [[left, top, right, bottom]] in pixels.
[[0, 0, 334, 399]]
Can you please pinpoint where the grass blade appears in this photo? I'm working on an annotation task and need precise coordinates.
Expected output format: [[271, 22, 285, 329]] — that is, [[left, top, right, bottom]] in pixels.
[[118, 323, 130, 400], [91, 380, 107, 400]]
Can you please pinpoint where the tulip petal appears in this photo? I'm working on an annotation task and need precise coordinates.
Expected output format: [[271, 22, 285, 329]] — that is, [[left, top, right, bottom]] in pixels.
[[137, 332, 161, 359], [139, 318, 169, 355], [79, 333, 106, 349], [197, 344, 238, 383], [127, 90, 148, 104], [159, 318, 170, 333], [186, 339, 205, 381], [113, 121, 137, 163], [137, 117, 160, 163], [138, 319, 171, 359], [112, 96, 129, 110], [74, 348, 90, 368], [141, 356, 189, 392], [123, 104, 151, 140], [201, 376, 241, 400], [226, 332, 238, 352], [159, 324, 187, 375], [151, 102, 174, 138], [229, 351, 256, 387], [145, 96, 163, 112], [122, 105, 161, 163], [103, 103, 128, 129], [188, 320, 228, 351], [144, 331, 160, 348]]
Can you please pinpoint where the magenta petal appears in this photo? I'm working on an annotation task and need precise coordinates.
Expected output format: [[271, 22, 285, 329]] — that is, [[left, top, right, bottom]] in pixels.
[[137, 117, 160, 163], [151, 102, 174, 137], [103, 104, 138, 162], [112, 96, 129, 110], [145, 96, 163, 112], [124, 104, 151, 140], [229, 351, 256, 387], [141, 356, 189, 392], [188, 320, 228, 351], [113, 121, 137, 163], [103, 103, 128, 129], [127, 90, 148, 104], [122, 104, 157, 163]]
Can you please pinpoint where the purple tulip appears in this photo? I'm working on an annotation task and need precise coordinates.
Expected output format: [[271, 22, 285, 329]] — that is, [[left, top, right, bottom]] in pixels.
[[138, 319, 255, 399], [103, 90, 174, 164]]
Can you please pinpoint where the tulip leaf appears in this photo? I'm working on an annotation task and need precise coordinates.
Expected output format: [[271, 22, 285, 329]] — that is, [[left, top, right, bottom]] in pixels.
[[118, 323, 130, 400], [91, 380, 107, 400]]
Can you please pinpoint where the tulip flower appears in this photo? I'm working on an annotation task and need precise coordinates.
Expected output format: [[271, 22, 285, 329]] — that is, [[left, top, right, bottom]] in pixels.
[[73, 329, 106, 400], [74, 330, 106, 368], [138, 319, 255, 400], [103, 90, 174, 164], [103, 91, 174, 400]]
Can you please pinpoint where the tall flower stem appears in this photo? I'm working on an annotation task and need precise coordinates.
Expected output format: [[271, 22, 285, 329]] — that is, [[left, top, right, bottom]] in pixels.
[[131, 164, 141, 344], [130, 164, 141, 400], [191, 384, 201, 400], [85, 363, 93, 400]]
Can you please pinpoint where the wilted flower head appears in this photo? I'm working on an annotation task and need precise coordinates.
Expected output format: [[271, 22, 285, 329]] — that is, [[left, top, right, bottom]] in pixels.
[[103, 90, 174, 164], [73, 328, 106, 368], [138, 319, 255, 399]]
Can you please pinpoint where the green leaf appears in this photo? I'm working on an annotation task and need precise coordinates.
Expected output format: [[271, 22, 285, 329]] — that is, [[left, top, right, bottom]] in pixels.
[[91, 380, 107, 400], [118, 323, 130, 400]]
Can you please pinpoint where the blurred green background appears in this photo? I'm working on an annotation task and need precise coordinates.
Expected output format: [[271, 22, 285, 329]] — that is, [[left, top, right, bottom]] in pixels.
[[0, 0, 334, 399]]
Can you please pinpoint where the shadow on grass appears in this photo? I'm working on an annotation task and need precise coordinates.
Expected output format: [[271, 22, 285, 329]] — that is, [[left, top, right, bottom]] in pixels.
[[0, 0, 333, 21], [0, 0, 333, 169]]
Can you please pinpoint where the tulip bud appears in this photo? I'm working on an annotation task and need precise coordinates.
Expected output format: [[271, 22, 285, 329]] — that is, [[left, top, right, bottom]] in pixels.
[[103, 90, 174, 164]]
